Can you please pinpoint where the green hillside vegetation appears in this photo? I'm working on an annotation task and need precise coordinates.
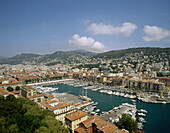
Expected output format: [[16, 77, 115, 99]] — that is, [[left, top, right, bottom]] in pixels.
[[0, 53, 40, 65], [38, 51, 78, 62], [1, 47, 169, 65], [71, 49, 96, 56], [94, 47, 170, 58], [0, 95, 68, 133]]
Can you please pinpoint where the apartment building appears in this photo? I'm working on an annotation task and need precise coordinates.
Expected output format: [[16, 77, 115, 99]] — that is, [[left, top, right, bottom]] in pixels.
[[65, 110, 88, 133], [20, 85, 37, 98], [44, 101, 75, 125]]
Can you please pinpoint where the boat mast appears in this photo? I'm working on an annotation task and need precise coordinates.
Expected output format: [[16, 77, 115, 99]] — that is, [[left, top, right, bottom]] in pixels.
[[85, 89, 87, 97], [82, 88, 84, 96]]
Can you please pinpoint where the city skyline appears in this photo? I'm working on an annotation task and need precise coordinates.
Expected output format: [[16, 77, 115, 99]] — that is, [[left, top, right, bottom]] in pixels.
[[0, 0, 170, 57]]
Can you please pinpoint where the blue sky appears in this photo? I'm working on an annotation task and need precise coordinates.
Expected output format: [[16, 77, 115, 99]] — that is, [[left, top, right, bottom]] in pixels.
[[0, 0, 170, 57]]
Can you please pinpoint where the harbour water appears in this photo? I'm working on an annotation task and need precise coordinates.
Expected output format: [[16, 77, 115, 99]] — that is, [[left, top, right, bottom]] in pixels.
[[47, 84, 170, 133]]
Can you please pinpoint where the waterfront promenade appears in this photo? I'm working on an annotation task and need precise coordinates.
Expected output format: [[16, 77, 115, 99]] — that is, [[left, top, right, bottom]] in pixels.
[[27, 79, 75, 86]]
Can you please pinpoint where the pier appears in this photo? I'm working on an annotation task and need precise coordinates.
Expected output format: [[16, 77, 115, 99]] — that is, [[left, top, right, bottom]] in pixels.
[[99, 103, 137, 123]]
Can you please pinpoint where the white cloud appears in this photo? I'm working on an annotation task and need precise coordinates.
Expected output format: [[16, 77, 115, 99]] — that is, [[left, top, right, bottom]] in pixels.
[[69, 34, 105, 52], [143, 25, 170, 42], [86, 22, 137, 37]]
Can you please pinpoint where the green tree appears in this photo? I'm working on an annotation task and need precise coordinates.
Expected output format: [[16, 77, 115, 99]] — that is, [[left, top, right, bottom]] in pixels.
[[0, 95, 68, 133], [7, 124, 19, 133], [6, 94, 16, 102], [7, 86, 14, 92], [0, 117, 6, 133], [34, 126, 50, 133], [25, 79, 29, 84], [15, 86, 20, 90], [43, 116, 69, 133], [0, 95, 5, 103], [119, 114, 138, 133]]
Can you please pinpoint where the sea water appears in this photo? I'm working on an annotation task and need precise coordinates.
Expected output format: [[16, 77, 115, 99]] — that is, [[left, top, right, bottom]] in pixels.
[[48, 84, 170, 133]]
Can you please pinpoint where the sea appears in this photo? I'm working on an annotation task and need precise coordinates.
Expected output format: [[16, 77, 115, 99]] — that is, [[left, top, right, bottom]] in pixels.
[[47, 84, 170, 133]]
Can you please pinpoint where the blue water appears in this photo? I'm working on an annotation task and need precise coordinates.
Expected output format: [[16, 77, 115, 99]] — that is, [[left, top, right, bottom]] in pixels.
[[48, 84, 170, 133]]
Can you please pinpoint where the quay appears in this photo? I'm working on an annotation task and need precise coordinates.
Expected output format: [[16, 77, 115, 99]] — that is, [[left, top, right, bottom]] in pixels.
[[99, 103, 137, 123], [52, 92, 94, 109], [27, 79, 75, 86]]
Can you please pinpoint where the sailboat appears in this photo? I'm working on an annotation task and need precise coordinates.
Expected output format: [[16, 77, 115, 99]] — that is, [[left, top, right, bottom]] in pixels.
[[79, 88, 91, 101]]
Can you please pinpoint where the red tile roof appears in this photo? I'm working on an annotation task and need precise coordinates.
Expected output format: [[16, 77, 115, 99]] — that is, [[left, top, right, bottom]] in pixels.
[[20, 85, 35, 90], [65, 110, 88, 121], [81, 116, 118, 132]]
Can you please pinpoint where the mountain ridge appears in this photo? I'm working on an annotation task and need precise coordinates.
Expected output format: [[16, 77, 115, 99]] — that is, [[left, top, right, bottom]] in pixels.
[[0, 47, 169, 65]]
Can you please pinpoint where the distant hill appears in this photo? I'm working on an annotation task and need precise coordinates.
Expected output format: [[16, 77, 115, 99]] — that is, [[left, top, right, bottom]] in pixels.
[[93, 47, 170, 58], [0, 50, 95, 65], [71, 49, 97, 56], [0, 47, 169, 65], [10, 53, 40, 61], [0, 53, 40, 65], [0, 56, 7, 59]]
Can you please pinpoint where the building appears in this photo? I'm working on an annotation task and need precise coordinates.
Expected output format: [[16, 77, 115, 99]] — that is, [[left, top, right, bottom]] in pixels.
[[65, 110, 88, 133], [41, 100, 76, 125], [0, 88, 20, 98], [127, 78, 165, 94], [0, 81, 22, 89], [20, 85, 37, 98], [74, 116, 128, 133]]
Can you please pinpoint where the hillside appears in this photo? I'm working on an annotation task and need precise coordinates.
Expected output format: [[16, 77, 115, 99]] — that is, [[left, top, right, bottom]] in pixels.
[[71, 49, 96, 56], [0, 94, 68, 133], [0, 53, 41, 65], [0, 47, 169, 65], [0, 50, 95, 65], [93, 47, 170, 58]]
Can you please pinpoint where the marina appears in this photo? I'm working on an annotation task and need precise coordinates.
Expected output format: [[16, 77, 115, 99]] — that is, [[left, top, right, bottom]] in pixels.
[[29, 80, 170, 133], [53, 83, 170, 132]]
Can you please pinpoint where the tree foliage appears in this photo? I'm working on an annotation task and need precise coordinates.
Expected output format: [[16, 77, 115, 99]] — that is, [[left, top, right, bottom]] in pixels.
[[15, 86, 20, 90], [7, 86, 14, 92], [119, 114, 138, 133], [0, 94, 69, 133]]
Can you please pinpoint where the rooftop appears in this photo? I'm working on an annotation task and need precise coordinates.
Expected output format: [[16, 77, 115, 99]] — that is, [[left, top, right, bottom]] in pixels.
[[27, 94, 44, 99], [65, 110, 88, 121], [49, 102, 72, 110], [20, 85, 35, 90]]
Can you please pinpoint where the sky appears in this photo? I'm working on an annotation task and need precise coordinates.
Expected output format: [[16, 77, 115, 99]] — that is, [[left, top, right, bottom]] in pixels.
[[0, 0, 170, 57]]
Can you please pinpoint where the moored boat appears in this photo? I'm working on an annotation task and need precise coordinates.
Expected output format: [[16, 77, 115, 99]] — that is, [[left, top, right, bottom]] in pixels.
[[138, 113, 146, 116]]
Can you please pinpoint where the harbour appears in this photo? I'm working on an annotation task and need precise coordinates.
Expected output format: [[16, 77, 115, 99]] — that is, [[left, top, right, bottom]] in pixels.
[[44, 82, 170, 133]]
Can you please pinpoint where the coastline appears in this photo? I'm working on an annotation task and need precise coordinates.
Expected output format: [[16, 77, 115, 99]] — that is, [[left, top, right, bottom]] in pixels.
[[27, 79, 170, 104]]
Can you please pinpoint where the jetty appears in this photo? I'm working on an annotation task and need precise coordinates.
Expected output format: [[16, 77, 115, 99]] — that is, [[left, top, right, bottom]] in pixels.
[[99, 103, 137, 123]]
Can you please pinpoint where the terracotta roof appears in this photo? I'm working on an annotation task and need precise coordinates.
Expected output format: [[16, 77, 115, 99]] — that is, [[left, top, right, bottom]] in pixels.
[[12, 90, 20, 94], [74, 127, 86, 133], [0, 77, 14, 82], [27, 94, 44, 99], [106, 81, 112, 83], [16, 75, 42, 81], [43, 93, 54, 99], [0, 81, 22, 86], [49, 102, 72, 110], [20, 85, 35, 90], [65, 110, 88, 121], [75, 101, 90, 106], [46, 100, 58, 104], [81, 116, 118, 132], [0, 88, 8, 95]]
